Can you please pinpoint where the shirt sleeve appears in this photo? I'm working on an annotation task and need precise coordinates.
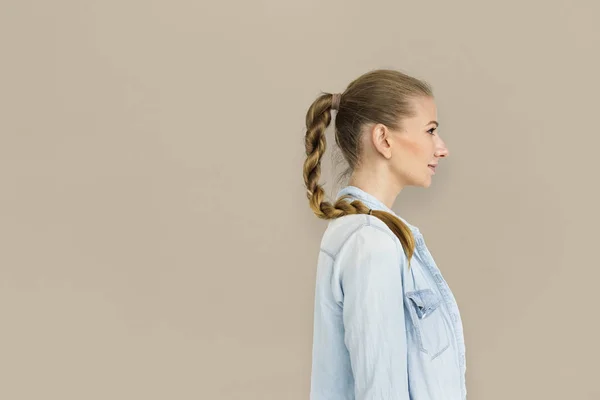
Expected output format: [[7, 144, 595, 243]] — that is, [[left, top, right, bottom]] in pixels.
[[338, 224, 409, 400]]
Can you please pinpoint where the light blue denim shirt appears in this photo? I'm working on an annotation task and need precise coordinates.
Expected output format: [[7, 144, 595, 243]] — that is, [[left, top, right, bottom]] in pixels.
[[309, 186, 466, 400]]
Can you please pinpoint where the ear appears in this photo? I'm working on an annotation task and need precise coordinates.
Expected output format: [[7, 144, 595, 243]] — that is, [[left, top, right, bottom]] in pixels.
[[369, 123, 393, 159]]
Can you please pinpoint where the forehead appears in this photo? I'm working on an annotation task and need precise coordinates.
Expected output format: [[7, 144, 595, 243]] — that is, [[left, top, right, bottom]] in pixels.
[[410, 96, 437, 121], [397, 96, 437, 133]]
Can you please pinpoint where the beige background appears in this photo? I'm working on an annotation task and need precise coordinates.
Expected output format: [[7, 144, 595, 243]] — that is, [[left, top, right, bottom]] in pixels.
[[1, 1, 599, 399]]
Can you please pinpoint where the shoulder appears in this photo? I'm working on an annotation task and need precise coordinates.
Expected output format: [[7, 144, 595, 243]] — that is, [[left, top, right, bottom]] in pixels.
[[334, 216, 405, 290], [320, 214, 400, 260]]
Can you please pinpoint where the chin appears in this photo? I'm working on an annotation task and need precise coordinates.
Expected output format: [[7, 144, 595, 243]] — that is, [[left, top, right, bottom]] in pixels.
[[418, 178, 433, 188], [401, 174, 432, 188]]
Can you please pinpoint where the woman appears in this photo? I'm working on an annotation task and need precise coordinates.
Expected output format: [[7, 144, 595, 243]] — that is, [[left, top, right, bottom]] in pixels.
[[303, 69, 466, 399]]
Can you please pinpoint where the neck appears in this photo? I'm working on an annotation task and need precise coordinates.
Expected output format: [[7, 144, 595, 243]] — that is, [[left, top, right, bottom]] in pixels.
[[348, 169, 403, 209]]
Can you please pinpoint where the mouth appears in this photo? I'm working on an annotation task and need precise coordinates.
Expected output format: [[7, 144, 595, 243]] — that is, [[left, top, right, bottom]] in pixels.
[[428, 164, 437, 173]]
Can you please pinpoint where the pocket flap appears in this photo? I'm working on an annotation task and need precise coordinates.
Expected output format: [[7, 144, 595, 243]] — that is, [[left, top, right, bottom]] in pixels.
[[405, 289, 441, 319]]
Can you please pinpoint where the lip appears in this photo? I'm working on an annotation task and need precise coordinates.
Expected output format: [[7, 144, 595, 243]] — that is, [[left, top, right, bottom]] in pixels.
[[428, 164, 437, 174]]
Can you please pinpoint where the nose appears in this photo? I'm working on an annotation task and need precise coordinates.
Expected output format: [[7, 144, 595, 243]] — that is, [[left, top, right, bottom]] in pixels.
[[435, 143, 449, 158]]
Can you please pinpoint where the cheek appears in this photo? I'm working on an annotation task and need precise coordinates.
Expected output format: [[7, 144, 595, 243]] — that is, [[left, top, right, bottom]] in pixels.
[[399, 138, 429, 161], [402, 139, 421, 155]]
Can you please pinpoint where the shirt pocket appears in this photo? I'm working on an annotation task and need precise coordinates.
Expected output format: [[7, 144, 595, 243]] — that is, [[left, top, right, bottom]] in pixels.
[[405, 288, 451, 360]]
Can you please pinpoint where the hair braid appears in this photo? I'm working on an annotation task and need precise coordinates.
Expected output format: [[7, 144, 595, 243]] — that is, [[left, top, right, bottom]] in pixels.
[[303, 93, 369, 220]]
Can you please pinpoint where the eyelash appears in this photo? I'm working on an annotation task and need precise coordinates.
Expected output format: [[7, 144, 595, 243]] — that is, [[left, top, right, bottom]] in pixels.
[[427, 127, 437, 135]]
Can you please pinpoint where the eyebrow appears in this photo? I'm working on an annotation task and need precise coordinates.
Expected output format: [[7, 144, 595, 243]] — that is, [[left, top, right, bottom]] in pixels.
[[426, 121, 439, 127]]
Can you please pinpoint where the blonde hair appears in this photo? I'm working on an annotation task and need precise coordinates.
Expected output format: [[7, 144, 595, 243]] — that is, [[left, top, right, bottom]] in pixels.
[[302, 69, 433, 265]]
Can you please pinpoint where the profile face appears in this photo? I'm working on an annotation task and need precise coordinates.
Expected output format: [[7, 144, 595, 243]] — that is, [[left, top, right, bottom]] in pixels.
[[390, 96, 449, 188]]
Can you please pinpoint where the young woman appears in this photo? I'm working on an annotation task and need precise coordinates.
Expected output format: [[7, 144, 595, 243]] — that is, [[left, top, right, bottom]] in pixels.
[[303, 69, 466, 399]]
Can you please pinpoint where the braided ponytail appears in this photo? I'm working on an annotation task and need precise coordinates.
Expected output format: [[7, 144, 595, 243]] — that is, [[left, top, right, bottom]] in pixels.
[[302, 91, 416, 265]]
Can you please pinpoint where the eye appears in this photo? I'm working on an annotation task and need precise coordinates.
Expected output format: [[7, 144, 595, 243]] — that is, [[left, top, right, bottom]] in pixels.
[[427, 127, 437, 135]]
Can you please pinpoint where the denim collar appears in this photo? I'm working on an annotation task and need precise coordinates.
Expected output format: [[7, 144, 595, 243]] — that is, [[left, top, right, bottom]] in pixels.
[[336, 185, 421, 235]]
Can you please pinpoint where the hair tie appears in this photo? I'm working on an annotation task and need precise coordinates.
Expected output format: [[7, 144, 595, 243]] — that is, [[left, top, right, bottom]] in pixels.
[[368, 209, 373, 215], [331, 93, 341, 111]]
